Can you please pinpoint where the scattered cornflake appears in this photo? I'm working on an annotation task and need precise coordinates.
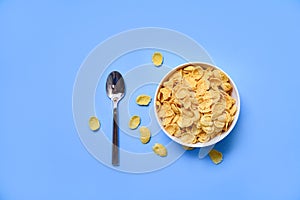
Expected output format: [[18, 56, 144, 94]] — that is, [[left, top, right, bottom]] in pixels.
[[89, 116, 100, 131], [128, 115, 141, 129], [209, 149, 223, 164], [136, 95, 152, 106], [152, 52, 163, 66], [152, 143, 167, 157], [139, 126, 151, 144]]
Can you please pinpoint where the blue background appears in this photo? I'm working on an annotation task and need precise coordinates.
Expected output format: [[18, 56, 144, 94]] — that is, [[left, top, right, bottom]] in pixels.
[[1, 0, 300, 199]]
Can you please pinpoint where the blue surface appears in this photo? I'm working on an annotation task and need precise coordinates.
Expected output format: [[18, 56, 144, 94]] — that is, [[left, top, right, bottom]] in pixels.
[[1, 0, 300, 199]]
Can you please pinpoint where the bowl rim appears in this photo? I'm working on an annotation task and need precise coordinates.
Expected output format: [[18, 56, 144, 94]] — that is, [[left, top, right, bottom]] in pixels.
[[154, 62, 240, 148]]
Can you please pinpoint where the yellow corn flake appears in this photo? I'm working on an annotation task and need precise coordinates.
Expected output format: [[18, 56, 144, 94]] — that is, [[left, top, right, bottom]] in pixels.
[[217, 113, 227, 122], [152, 52, 163, 66], [225, 111, 231, 123], [152, 143, 167, 157], [198, 132, 210, 143], [159, 107, 174, 118], [191, 110, 200, 122], [162, 115, 174, 126], [185, 76, 198, 89], [89, 116, 100, 131], [182, 98, 192, 109], [224, 92, 233, 110], [183, 65, 195, 71], [210, 78, 222, 89], [230, 104, 237, 116], [155, 64, 238, 144], [213, 127, 223, 136], [190, 124, 201, 135], [180, 134, 195, 144], [200, 114, 213, 127], [209, 149, 223, 164], [136, 95, 152, 106], [219, 71, 229, 82], [202, 70, 213, 80], [202, 125, 215, 134], [221, 82, 232, 92], [175, 87, 189, 99], [168, 70, 182, 83], [212, 102, 226, 117], [210, 90, 221, 103], [128, 115, 141, 129], [192, 66, 204, 80], [182, 108, 194, 118], [159, 87, 172, 101], [200, 97, 213, 107], [162, 79, 173, 89], [199, 103, 212, 113], [171, 103, 179, 113], [164, 124, 178, 135], [139, 126, 151, 144], [214, 120, 225, 129], [197, 79, 210, 91], [156, 101, 161, 111], [177, 116, 193, 128], [171, 114, 180, 123], [212, 70, 222, 79]]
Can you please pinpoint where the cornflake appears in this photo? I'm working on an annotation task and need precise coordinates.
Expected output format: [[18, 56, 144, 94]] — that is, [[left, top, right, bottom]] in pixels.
[[128, 115, 141, 129], [156, 64, 237, 144], [152, 52, 163, 66], [89, 116, 100, 131], [152, 143, 167, 157], [209, 149, 223, 164], [139, 126, 151, 144], [136, 95, 152, 106]]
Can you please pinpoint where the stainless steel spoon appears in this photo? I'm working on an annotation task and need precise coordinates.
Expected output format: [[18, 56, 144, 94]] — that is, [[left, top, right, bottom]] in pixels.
[[106, 71, 125, 166]]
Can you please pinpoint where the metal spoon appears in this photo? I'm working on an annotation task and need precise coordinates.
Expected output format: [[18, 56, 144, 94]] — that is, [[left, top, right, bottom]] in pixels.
[[106, 71, 125, 166]]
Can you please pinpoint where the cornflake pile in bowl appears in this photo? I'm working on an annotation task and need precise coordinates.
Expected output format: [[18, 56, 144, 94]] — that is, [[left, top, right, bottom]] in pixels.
[[154, 62, 240, 148]]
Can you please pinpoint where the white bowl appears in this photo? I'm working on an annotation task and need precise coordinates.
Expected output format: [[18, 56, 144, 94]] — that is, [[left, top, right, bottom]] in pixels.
[[154, 62, 240, 148]]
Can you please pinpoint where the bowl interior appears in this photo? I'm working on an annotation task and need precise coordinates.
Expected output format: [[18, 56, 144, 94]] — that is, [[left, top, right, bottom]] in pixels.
[[154, 62, 240, 148]]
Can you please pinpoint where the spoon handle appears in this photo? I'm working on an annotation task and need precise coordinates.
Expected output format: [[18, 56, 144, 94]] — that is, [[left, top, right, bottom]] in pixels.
[[112, 107, 119, 166]]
